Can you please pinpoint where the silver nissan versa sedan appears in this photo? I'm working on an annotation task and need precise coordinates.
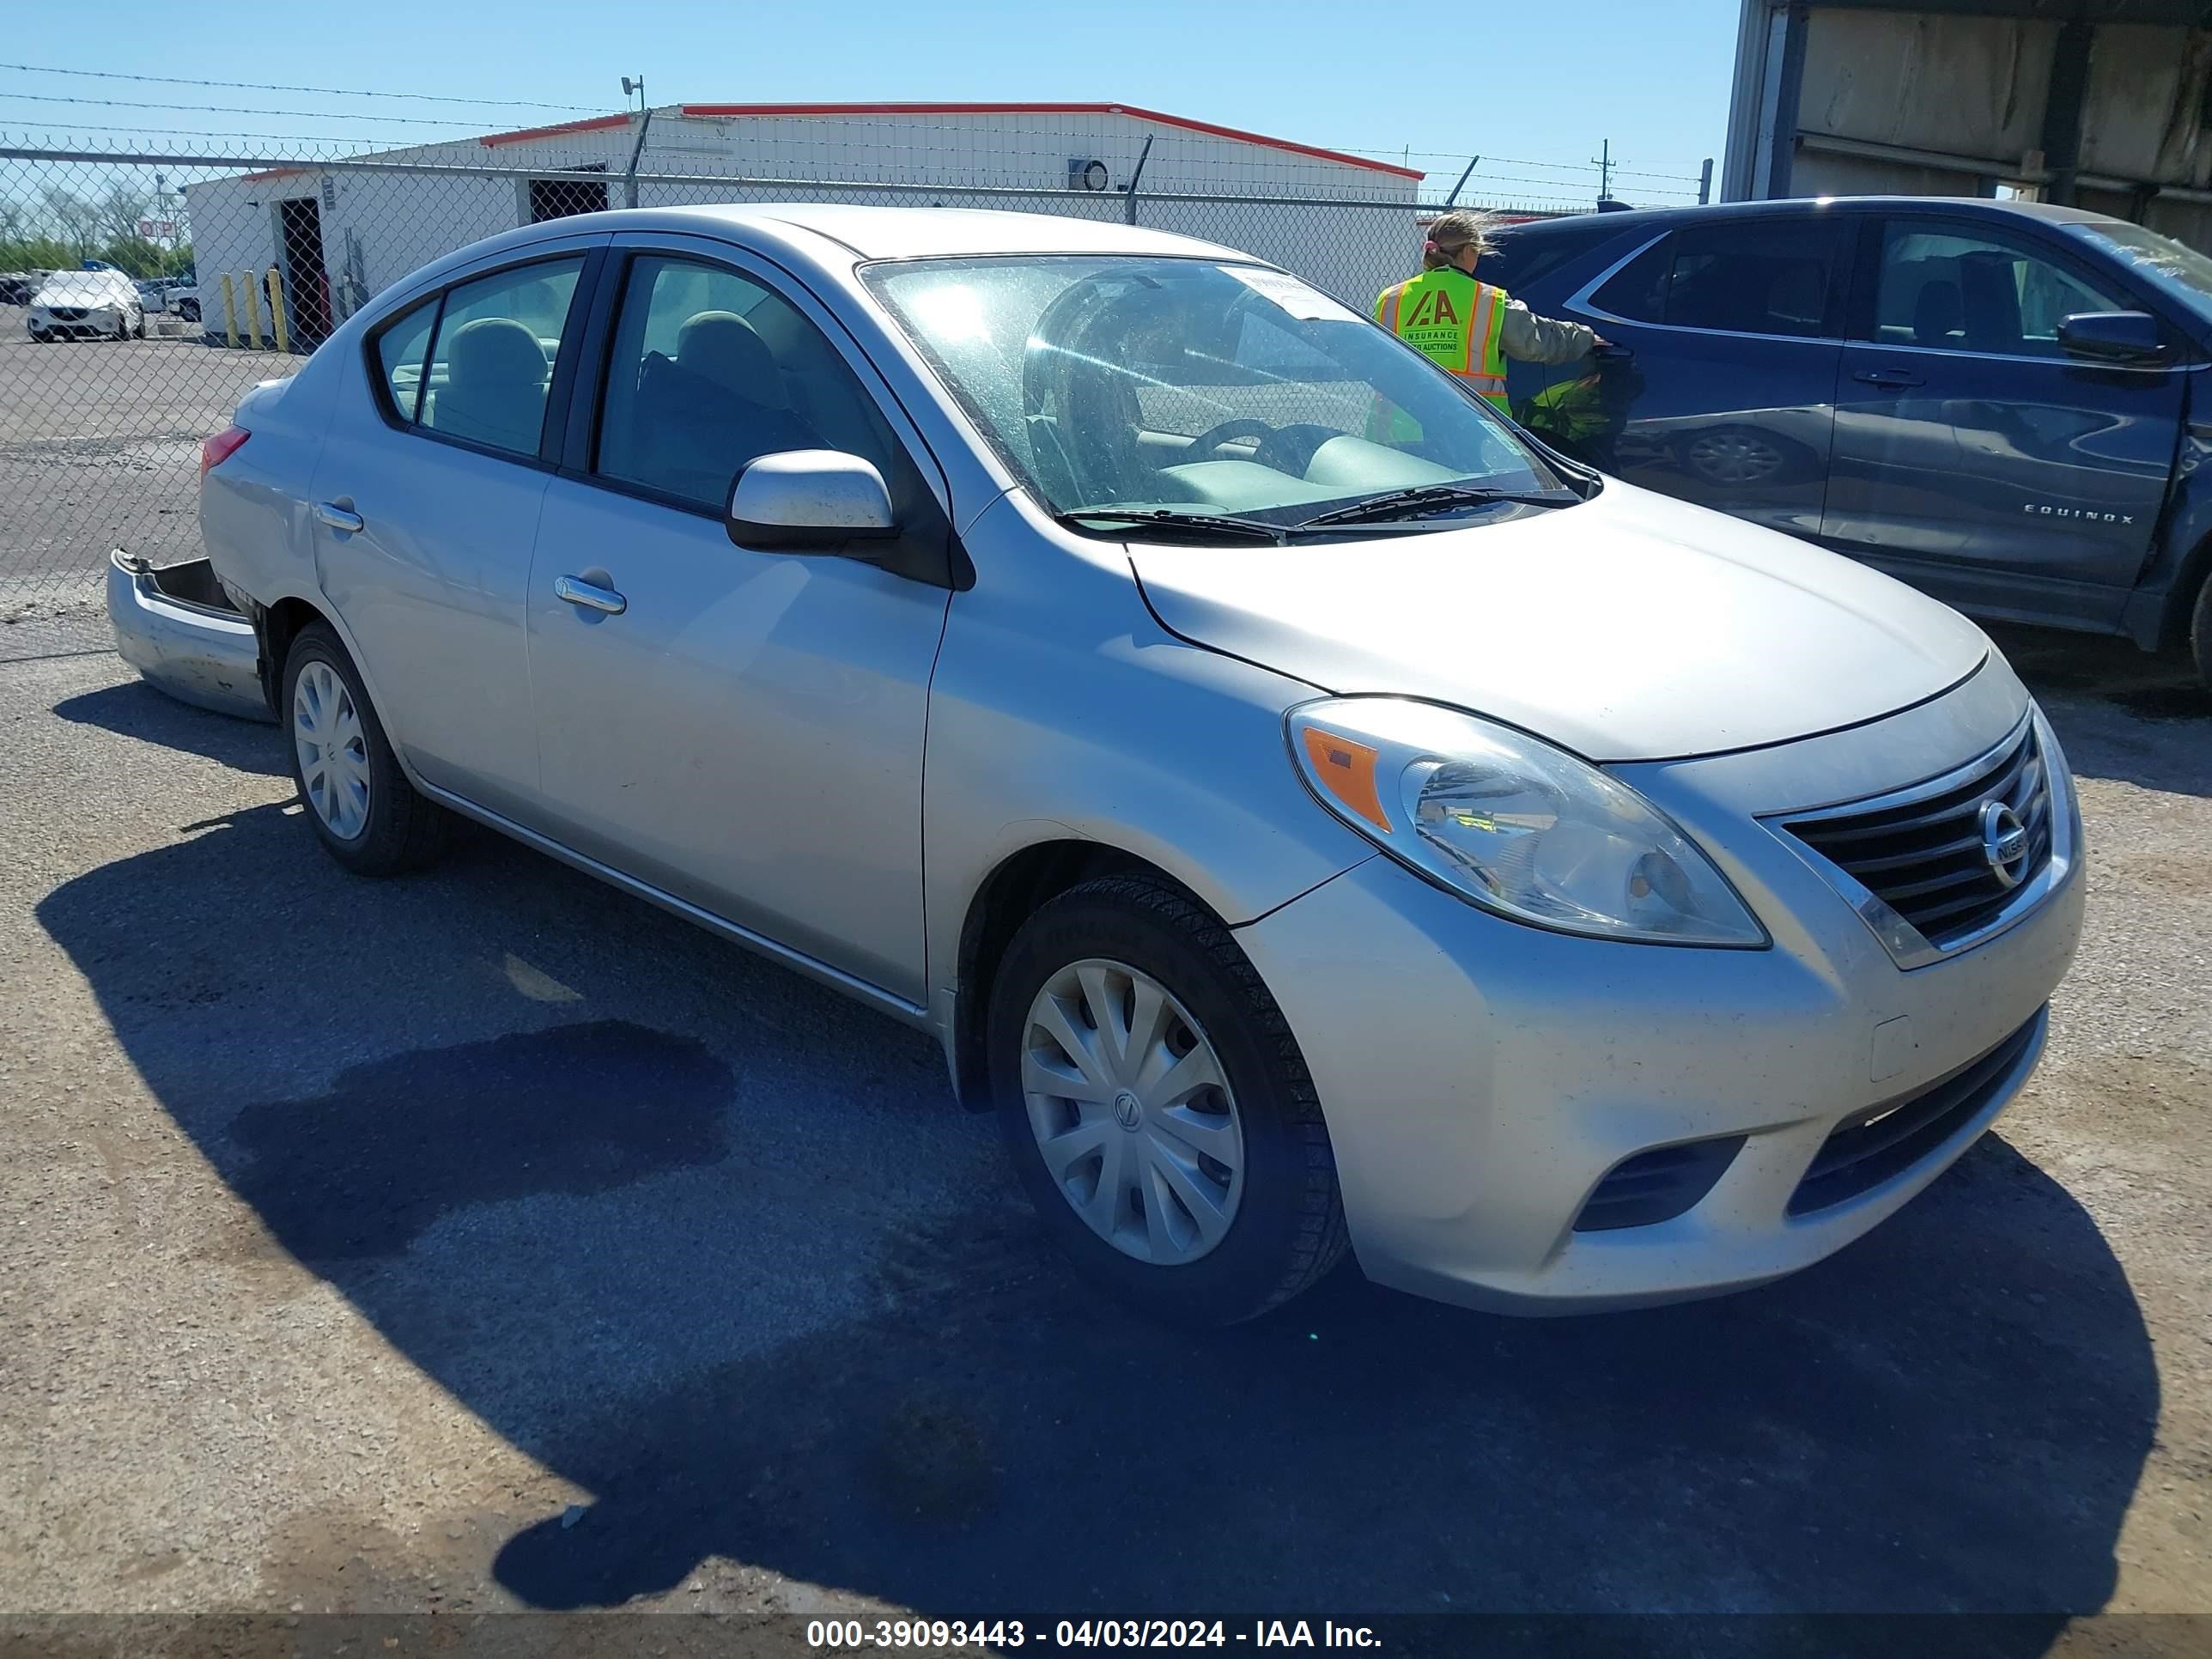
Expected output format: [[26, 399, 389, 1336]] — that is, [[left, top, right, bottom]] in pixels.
[[198, 205, 2086, 1323]]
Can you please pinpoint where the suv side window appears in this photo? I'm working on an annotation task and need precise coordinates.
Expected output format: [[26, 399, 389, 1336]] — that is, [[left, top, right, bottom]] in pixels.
[[1593, 217, 1847, 337], [595, 253, 908, 512], [406, 258, 585, 458], [1869, 221, 2128, 359]]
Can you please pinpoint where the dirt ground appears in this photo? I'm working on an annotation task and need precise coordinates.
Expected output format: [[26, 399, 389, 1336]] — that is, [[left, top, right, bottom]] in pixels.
[[0, 623, 2205, 1655]]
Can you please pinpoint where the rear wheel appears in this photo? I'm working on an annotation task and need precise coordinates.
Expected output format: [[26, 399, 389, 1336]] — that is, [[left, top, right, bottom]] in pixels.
[[988, 876, 1349, 1325], [282, 624, 450, 876], [179, 299, 200, 322]]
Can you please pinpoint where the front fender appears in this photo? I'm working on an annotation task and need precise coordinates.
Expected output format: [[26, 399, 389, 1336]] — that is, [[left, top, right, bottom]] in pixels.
[[2121, 368, 2212, 649], [921, 501, 1374, 1020]]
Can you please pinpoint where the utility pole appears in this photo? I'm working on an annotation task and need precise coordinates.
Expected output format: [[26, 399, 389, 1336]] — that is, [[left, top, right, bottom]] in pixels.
[[1592, 138, 1614, 206], [1698, 157, 1713, 204], [621, 76, 651, 209]]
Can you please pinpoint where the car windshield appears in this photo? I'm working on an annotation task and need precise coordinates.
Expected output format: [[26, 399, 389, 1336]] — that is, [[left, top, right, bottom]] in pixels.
[[864, 255, 1565, 531], [36, 274, 121, 303], [2070, 220, 2212, 309]]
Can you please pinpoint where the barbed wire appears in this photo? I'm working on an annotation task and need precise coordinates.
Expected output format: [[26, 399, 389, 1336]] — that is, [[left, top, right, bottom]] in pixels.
[[0, 93, 504, 127], [0, 62, 602, 112]]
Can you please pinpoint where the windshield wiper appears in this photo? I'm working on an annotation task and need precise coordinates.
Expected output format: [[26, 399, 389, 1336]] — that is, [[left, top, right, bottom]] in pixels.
[[1294, 483, 1580, 530], [1057, 507, 1288, 544]]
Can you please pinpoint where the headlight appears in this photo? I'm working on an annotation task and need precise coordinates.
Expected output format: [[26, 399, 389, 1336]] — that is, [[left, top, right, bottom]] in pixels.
[[1288, 697, 1767, 947]]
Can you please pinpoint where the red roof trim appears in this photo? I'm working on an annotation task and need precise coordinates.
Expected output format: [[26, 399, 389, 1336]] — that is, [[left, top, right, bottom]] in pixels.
[[479, 113, 631, 149], [674, 101, 1424, 179], [240, 166, 307, 185]]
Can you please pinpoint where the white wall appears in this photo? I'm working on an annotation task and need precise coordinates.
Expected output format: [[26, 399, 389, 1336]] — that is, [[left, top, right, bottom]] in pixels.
[[192, 107, 1421, 328]]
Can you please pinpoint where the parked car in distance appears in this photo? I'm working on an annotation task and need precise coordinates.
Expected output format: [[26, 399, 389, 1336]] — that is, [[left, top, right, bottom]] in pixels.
[[191, 205, 2084, 1323], [27, 268, 144, 341], [133, 275, 198, 317], [1487, 197, 2212, 687], [0, 270, 47, 306]]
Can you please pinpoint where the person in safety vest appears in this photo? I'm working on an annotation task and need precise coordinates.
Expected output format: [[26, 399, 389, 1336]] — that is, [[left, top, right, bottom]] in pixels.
[[1373, 210, 1602, 411]]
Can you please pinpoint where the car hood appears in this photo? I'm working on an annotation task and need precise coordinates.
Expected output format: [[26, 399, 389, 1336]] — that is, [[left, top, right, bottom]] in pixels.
[[35, 285, 119, 305], [1127, 480, 1990, 763]]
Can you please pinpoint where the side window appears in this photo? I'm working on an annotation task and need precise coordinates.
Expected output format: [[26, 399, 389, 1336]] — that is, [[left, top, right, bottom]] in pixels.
[[1593, 218, 1847, 337], [374, 298, 437, 425], [595, 254, 905, 511], [416, 258, 585, 458], [1870, 222, 2128, 358]]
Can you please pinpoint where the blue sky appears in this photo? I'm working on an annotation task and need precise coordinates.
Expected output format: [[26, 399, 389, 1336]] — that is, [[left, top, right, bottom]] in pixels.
[[2, 0, 1742, 211]]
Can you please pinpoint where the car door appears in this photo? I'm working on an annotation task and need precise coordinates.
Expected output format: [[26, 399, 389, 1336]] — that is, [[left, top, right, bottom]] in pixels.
[[524, 236, 955, 1005], [1823, 214, 2185, 619], [311, 237, 605, 821], [1560, 211, 1854, 536]]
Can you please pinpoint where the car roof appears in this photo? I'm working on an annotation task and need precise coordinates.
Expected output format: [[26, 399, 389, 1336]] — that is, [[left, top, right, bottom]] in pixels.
[[614, 203, 1247, 262], [1497, 195, 2137, 239]]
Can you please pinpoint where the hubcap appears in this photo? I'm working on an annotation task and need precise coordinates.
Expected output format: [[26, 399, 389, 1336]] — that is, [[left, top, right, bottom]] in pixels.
[[292, 660, 371, 841], [1686, 430, 1783, 484], [1020, 958, 1244, 1266]]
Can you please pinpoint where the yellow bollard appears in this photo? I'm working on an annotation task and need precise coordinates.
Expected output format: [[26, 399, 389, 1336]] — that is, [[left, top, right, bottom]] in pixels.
[[220, 273, 240, 349], [241, 272, 264, 351], [266, 269, 290, 356]]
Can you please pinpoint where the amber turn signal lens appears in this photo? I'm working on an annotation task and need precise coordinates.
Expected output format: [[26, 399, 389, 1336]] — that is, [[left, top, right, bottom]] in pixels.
[[1299, 726, 1391, 831]]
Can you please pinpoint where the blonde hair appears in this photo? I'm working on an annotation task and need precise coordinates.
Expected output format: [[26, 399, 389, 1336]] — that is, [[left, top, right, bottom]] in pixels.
[[1423, 210, 1496, 270]]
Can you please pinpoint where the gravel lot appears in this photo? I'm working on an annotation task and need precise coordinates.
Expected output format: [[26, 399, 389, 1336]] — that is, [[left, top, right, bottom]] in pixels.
[[0, 307, 304, 593], [0, 621, 2206, 1648]]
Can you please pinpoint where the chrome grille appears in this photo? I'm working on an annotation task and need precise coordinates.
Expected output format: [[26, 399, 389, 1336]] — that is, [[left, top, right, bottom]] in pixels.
[[1781, 720, 2052, 953]]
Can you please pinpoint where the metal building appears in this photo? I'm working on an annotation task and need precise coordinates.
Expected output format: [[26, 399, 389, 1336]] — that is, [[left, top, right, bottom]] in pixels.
[[185, 102, 1424, 341], [1723, 0, 2212, 250]]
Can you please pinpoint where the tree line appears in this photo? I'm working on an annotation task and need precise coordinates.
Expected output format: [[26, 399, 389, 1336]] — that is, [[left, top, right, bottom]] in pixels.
[[0, 185, 195, 278]]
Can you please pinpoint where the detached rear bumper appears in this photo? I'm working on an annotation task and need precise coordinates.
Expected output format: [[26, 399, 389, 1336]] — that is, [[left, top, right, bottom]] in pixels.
[[106, 551, 272, 723]]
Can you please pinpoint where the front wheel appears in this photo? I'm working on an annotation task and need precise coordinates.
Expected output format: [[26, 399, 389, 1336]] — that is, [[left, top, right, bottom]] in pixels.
[[2191, 571, 2212, 693], [282, 623, 450, 876], [988, 876, 1350, 1325]]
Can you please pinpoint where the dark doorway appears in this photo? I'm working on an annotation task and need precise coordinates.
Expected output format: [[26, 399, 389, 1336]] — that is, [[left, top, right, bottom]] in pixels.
[[530, 169, 611, 222], [274, 196, 333, 350]]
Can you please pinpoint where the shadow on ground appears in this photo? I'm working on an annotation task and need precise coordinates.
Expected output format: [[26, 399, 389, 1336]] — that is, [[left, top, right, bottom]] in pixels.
[[1990, 624, 2210, 799], [53, 679, 289, 778], [38, 806, 2156, 1640]]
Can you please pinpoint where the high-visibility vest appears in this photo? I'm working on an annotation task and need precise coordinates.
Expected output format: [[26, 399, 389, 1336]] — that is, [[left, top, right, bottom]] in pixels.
[[1374, 269, 1510, 409]]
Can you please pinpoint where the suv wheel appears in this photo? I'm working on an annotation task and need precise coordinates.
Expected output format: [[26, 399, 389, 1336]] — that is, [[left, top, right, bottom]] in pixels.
[[988, 875, 1349, 1324], [283, 623, 450, 876], [2191, 571, 2212, 693]]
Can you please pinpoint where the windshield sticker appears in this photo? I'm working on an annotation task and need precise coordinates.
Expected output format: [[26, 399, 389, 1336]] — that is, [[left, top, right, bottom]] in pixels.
[[1219, 266, 1363, 325]]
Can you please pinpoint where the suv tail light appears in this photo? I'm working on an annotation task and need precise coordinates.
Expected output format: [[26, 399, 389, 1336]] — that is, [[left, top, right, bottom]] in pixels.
[[200, 425, 250, 477]]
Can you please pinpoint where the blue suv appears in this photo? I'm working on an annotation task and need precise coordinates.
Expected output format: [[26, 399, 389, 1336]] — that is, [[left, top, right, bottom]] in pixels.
[[1486, 197, 2212, 686]]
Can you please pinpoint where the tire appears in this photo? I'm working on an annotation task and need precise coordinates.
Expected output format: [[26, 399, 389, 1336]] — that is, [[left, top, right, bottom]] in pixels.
[[131, 313, 145, 340], [281, 623, 450, 876], [2191, 571, 2212, 693], [988, 875, 1350, 1325], [28, 328, 50, 343], [179, 300, 199, 323]]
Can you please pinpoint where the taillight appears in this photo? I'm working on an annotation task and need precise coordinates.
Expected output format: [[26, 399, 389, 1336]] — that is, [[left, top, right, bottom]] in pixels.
[[200, 425, 250, 477]]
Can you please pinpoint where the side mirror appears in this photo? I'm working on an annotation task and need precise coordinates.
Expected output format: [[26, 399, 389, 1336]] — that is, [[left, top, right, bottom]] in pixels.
[[726, 450, 897, 550], [2057, 311, 2166, 366]]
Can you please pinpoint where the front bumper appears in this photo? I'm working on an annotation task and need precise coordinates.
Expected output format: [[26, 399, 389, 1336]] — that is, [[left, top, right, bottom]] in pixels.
[[29, 307, 125, 338], [1236, 659, 2086, 1314], [106, 551, 274, 722]]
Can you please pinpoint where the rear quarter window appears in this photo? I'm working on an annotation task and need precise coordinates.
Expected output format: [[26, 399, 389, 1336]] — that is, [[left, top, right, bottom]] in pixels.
[[1484, 224, 1635, 297]]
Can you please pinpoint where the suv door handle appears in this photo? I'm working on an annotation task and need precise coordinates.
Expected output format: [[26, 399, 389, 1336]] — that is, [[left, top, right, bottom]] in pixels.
[[553, 574, 626, 616], [1852, 368, 1924, 390], [314, 501, 364, 533]]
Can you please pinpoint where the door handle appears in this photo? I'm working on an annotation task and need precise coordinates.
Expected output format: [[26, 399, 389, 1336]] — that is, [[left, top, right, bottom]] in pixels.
[[1852, 368, 1924, 390], [553, 574, 626, 616], [314, 501, 364, 533]]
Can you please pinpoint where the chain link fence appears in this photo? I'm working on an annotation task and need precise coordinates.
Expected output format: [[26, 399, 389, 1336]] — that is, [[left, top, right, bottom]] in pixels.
[[0, 128, 1574, 641]]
